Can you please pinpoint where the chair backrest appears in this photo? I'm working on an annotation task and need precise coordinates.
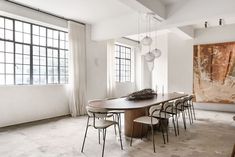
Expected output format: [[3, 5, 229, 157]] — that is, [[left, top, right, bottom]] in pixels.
[[181, 96, 189, 106], [175, 99, 183, 108], [162, 101, 174, 113], [87, 99, 107, 118], [149, 104, 162, 115]]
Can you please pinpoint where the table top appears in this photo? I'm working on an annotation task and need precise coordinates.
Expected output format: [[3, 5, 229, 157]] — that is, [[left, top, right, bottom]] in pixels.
[[88, 93, 188, 110]]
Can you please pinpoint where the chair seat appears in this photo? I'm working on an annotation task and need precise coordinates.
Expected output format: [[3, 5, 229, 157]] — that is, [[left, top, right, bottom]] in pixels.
[[108, 110, 125, 114], [152, 111, 171, 119], [134, 116, 159, 125], [93, 119, 117, 129]]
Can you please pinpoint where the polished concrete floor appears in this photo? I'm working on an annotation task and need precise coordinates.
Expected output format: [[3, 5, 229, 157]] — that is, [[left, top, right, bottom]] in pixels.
[[0, 110, 234, 157]]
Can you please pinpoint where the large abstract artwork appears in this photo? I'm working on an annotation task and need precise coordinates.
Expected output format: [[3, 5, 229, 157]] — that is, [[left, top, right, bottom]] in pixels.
[[193, 42, 235, 103]]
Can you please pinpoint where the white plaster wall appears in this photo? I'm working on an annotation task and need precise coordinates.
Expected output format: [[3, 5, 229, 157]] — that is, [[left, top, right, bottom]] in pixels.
[[167, 32, 193, 94], [0, 85, 69, 127], [86, 25, 108, 101], [152, 33, 168, 93], [0, 3, 70, 127]]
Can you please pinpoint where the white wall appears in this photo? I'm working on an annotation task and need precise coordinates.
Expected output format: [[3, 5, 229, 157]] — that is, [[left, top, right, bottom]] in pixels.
[[86, 25, 108, 101], [0, 85, 69, 127], [168, 32, 193, 94], [0, 2, 70, 127]]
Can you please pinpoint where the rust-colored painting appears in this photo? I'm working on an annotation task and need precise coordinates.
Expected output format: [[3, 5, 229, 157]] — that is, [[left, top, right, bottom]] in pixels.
[[193, 42, 235, 103]]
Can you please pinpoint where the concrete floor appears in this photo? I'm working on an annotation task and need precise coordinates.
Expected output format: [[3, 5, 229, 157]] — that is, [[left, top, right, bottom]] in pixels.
[[0, 110, 234, 157]]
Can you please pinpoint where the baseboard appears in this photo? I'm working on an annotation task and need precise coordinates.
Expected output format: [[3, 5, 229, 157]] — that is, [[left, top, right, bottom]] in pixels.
[[195, 102, 235, 113]]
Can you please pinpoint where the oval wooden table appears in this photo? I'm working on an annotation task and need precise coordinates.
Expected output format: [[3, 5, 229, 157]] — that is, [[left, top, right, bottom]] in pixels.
[[88, 93, 187, 137]]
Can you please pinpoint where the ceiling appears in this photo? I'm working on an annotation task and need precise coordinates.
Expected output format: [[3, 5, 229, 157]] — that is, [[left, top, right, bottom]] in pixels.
[[158, 0, 185, 6], [11, 0, 134, 24]]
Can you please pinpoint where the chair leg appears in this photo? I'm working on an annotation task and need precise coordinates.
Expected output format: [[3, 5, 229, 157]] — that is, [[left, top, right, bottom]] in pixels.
[[189, 105, 194, 123], [113, 115, 117, 135], [119, 113, 122, 132], [192, 102, 196, 120], [117, 123, 123, 150], [187, 107, 192, 125], [81, 116, 90, 153], [172, 116, 177, 136], [98, 129, 101, 144], [159, 121, 166, 144], [164, 119, 169, 143], [176, 113, 180, 135], [182, 111, 187, 130], [151, 124, 156, 153], [130, 122, 135, 146], [140, 124, 143, 140], [101, 129, 107, 157]]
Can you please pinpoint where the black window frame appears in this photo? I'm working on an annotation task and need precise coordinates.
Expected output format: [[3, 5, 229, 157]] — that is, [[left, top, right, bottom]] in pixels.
[[115, 44, 132, 82], [0, 15, 69, 85]]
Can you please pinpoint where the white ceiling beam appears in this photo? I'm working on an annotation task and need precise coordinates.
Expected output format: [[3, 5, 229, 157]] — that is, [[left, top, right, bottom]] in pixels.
[[136, 0, 166, 20], [170, 26, 194, 40]]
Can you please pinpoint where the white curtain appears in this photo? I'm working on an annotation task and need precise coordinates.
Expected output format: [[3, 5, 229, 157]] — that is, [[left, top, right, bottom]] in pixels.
[[107, 40, 116, 97], [68, 21, 87, 117]]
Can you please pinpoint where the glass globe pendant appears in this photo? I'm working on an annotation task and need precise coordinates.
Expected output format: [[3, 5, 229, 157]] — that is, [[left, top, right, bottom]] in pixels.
[[144, 52, 155, 62], [141, 36, 152, 46], [151, 48, 162, 58]]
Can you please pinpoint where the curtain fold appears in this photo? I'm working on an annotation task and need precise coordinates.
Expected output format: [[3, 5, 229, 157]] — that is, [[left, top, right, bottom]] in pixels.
[[68, 21, 87, 117], [107, 40, 116, 97]]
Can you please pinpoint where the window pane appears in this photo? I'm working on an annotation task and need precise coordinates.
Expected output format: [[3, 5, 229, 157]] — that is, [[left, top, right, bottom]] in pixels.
[[6, 75, 14, 85], [0, 63, 4, 73], [16, 75, 23, 84], [0, 52, 4, 62], [15, 21, 23, 32], [33, 35, 39, 45], [23, 33, 30, 44], [15, 32, 23, 42], [24, 45, 30, 55], [5, 30, 13, 40], [48, 66, 53, 75], [47, 38, 52, 47], [6, 42, 13, 53], [6, 53, 14, 63], [48, 29, 53, 38], [0, 18, 4, 28], [0, 74, 5, 84], [33, 75, 39, 84], [40, 47, 46, 56], [15, 64, 23, 74], [23, 75, 30, 84], [40, 57, 46, 65], [40, 66, 46, 75], [53, 31, 58, 39], [23, 65, 30, 74], [23, 55, 30, 64], [0, 41, 4, 51], [5, 19, 13, 30], [40, 27, 46, 37], [40, 75, 46, 84], [0, 28, 4, 39], [6, 64, 14, 74], [23, 23, 30, 33], [33, 25, 39, 35], [33, 56, 39, 65], [15, 44, 23, 54], [48, 76, 53, 83], [40, 37, 46, 46]]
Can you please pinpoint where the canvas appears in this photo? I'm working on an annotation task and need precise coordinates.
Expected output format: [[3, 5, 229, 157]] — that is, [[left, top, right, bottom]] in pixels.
[[193, 42, 235, 103]]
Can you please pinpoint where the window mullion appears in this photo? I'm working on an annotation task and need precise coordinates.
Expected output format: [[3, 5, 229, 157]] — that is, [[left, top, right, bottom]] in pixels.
[[30, 24, 33, 84]]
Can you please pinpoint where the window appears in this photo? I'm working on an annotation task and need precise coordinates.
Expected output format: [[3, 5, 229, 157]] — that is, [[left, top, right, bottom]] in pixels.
[[0, 16, 69, 85], [115, 44, 132, 82]]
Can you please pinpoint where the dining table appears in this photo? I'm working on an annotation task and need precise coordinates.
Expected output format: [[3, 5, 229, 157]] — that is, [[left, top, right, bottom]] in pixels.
[[88, 92, 188, 137]]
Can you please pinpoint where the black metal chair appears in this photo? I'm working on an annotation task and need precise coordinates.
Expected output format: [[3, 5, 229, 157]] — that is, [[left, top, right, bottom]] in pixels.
[[150, 102, 177, 143], [130, 104, 166, 153], [81, 104, 123, 157]]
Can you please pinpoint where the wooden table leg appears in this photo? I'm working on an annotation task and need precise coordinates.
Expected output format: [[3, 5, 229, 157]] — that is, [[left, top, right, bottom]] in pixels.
[[124, 108, 148, 137], [232, 144, 235, 157]]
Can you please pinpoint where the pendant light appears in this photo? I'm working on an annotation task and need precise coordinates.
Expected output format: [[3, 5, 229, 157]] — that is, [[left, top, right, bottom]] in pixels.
[[141, 13, 152, 46], [151, 29, 161, 58]]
